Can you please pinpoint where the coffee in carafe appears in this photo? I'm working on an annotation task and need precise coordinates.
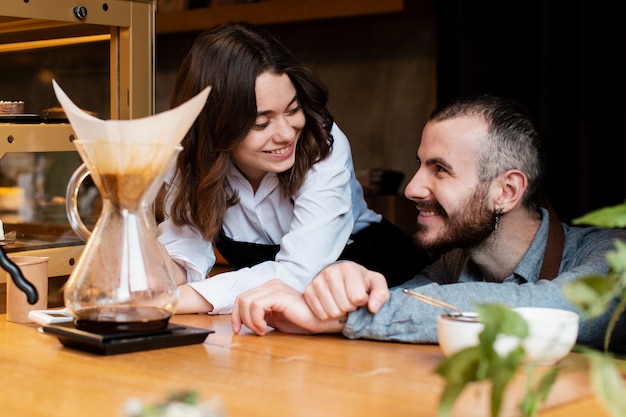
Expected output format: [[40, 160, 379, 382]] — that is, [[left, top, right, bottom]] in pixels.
[[65, 144, 182, 333]]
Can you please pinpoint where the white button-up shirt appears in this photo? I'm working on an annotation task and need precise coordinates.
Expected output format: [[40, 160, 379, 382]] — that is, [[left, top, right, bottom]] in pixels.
[[158, 124, 380, 314]]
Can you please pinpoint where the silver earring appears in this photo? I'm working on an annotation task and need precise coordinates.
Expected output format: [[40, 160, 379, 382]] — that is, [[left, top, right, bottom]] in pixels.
[[494, 208, 505, 229]]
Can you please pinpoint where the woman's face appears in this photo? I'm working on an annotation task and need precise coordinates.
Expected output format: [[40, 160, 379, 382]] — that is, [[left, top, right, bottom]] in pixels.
[[231, 71, 305, 191]]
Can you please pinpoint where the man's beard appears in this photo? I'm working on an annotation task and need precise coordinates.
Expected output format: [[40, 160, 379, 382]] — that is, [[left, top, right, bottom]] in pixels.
[[413, 183, 496, 257]]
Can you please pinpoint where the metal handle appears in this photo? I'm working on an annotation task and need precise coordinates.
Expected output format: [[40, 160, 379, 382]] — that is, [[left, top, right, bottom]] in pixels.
[[0, 247, 38, 305]]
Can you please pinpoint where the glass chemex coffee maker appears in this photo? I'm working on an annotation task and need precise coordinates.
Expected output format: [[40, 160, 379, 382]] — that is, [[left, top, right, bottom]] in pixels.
[[43, 81, 213, 354]]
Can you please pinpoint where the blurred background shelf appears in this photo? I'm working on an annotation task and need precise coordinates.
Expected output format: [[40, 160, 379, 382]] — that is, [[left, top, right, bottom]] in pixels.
[[0, 0, 154, 298], [156, 0, 417, 34]]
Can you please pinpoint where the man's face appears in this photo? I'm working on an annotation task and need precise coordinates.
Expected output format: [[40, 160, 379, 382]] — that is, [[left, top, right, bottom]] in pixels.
[[413, 181, 496, 255], [404, 117, 497, 256]]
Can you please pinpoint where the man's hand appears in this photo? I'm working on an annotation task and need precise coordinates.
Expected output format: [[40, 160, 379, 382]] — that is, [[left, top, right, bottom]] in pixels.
[[231, 279, 346, 336], [303, 261, 390, 319]]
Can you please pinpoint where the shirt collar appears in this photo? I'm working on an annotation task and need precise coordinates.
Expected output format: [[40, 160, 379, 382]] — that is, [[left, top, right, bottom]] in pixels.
[[226, 161, 279, 196]]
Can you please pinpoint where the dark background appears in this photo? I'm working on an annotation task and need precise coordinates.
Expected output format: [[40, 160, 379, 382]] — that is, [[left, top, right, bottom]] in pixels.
[[435, 0, 625, 223], [2, 0, 620, 226]]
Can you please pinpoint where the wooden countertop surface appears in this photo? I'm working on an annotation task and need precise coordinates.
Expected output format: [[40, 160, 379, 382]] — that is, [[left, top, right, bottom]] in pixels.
[[0, 313, 610, 417]]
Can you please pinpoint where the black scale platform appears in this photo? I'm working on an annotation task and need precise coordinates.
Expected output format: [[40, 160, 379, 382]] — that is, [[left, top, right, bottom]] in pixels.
[[43, 321, 214, 355]]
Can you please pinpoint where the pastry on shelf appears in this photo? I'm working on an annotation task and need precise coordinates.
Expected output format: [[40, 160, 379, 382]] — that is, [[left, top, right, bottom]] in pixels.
[[0, 100, 24, 115]]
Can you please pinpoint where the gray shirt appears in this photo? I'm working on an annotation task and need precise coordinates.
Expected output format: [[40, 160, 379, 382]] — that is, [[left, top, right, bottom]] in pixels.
[[343, 207, 626, 349]]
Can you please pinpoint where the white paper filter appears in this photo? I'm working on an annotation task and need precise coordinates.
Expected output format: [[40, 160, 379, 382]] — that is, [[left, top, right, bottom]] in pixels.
[[52, 80, 211, 174]]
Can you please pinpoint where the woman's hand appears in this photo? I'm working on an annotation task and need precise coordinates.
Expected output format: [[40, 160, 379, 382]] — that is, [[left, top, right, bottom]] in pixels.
[[231, 279, 346, 336]]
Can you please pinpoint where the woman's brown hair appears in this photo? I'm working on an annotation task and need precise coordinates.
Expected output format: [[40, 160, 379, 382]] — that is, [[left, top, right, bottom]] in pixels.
[[164, 22, 334, 242]]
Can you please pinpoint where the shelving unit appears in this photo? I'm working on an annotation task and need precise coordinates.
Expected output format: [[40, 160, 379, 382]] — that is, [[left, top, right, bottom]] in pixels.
[[0, 0, 154, 282], [156, 0, 407, 34]]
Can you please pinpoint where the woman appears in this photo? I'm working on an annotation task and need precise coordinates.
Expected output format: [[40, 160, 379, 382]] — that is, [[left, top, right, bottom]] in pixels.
[[158, 22, 429, 314]]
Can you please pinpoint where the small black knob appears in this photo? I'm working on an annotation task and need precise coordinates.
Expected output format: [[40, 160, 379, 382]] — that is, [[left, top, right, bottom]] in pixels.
[[73, 6, 88, 20]]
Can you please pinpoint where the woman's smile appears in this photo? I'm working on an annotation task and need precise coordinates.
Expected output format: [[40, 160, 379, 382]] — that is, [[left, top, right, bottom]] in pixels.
[[265, 142, 295, 156]]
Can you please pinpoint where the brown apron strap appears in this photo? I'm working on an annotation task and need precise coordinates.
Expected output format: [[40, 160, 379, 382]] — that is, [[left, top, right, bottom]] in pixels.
[[538, 200, 565, 280]]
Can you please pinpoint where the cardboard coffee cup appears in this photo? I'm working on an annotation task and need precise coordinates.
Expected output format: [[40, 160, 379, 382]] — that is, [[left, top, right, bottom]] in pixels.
[[6, 256, 49, 323]]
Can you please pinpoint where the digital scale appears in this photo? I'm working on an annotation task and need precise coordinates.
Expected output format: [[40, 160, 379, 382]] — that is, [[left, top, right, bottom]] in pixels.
[[42, 319, 213, 355]]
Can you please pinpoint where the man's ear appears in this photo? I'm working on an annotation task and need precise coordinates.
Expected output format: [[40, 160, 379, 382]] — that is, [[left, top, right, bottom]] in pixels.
[[493, 169, 528, 211]]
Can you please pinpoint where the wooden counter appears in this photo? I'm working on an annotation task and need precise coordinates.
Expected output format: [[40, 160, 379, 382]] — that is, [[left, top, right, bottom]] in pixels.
[[0, 313, 609, 417]]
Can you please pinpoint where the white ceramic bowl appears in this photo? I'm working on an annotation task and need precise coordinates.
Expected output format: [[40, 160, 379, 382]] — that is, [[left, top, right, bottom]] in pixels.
[[513, 307, 579, 366], [437, 313, 483, 358], [436, 307, 579, 366]]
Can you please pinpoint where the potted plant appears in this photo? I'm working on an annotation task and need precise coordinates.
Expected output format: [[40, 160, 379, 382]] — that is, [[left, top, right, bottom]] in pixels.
[[435, 202, 626, 417]]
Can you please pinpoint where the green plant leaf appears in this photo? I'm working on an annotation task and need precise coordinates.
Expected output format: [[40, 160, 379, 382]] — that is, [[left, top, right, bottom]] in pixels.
[[518, 367, 559, 417], [603, 296, 626, 351], [167, 390, 199, 405], [606, 240, 626, 274], [563, 203, 626, 416], [436, 304, 528, 417], [586, 350, 626, 417], [562, 275, 620, 318], [436, 346, 483, 417], [489, 348, 525, 417], [572, 202, 626, 228]]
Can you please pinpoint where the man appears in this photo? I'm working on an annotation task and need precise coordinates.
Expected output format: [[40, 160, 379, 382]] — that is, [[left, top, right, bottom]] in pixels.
[[231, 95, 626, 351]]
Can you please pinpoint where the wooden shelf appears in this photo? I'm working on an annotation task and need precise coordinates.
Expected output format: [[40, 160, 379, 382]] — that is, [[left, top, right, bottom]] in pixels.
[[0, 0, 134, 33], [156, 0, 406, 34]]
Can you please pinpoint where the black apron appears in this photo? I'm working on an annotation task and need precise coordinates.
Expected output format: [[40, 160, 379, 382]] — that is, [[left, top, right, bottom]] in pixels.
[[215, 218, 431, 288]]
